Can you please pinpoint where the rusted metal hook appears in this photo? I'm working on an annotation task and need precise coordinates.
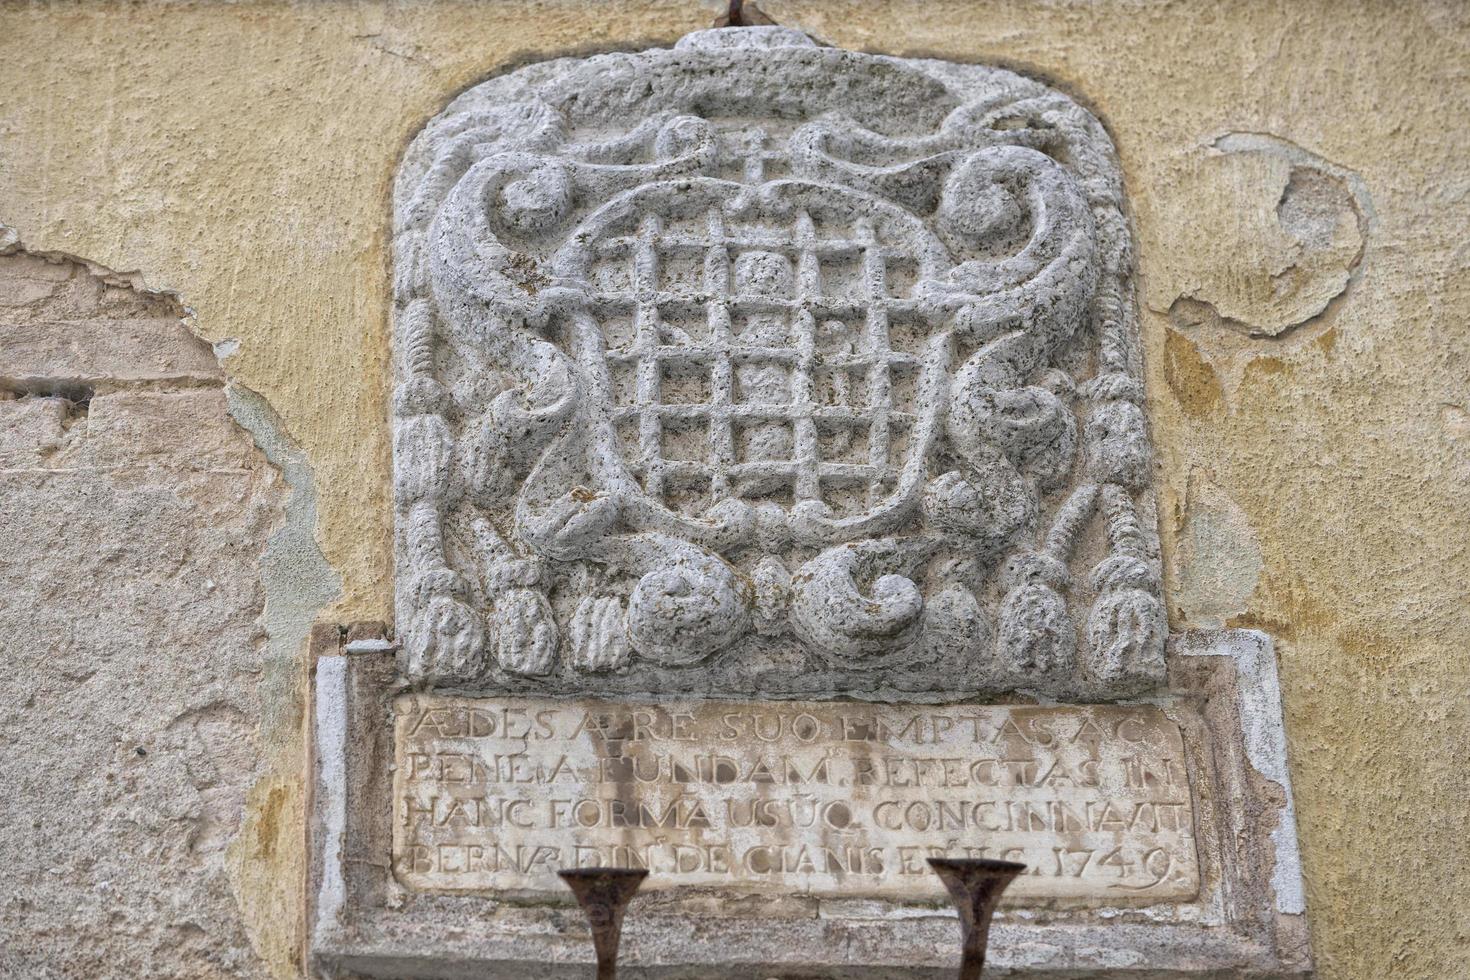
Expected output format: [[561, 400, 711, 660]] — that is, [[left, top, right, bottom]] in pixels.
[[928, 858, 1026, 980], [558, 868, 649, 980], [714, 0, 777, 28], [556, 860, 1017, 977]]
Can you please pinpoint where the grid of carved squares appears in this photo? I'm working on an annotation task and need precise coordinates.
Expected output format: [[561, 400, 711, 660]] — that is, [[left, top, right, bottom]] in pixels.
[[590, 209, 933, 517]]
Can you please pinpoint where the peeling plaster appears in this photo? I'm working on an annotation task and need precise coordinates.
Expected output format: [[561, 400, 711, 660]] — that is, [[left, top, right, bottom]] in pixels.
[[1149, 133, 1374, 398], [1171, 476, 1263, 629], [2, 211, 342, 980], [225, 385, 340, 978], [1211, 131, 1376, 230], [228, 384, 342, 684], [0, 223, 191, 306], [0, 230, 301, 978]]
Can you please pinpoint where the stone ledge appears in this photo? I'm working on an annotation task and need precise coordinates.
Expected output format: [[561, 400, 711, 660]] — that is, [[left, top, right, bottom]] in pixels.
[[306, 628, 1311, 978]]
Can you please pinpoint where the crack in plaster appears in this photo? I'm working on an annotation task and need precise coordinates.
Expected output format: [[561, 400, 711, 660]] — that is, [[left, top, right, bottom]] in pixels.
[[225, 384, 341, 980], [0, 222, 193, 303], [227, 384, 343, 695], [1, 223, 346, 709]]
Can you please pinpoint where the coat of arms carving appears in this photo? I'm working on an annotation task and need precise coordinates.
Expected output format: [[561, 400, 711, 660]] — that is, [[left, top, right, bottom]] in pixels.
[[391, 27, 1163, 699]]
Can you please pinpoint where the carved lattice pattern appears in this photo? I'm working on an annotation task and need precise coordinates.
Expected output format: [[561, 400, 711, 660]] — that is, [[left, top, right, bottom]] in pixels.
[[591, 204, 936, 516]]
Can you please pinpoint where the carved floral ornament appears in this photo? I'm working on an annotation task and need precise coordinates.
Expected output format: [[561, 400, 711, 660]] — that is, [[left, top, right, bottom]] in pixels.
[[390, 27, 1163, 700]]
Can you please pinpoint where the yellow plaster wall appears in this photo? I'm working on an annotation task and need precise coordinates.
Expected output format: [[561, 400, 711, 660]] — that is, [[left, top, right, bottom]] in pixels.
[[2, 2, 1467, 977]]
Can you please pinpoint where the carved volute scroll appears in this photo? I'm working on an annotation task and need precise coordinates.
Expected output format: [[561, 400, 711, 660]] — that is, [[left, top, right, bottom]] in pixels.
[[390, 27, 1162, 700]]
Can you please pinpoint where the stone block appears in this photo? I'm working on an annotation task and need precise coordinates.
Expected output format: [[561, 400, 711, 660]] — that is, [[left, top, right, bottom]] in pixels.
[[310, 630, 1310, 978], [0, 316, 222, 390], [65, 390, 259, 471]]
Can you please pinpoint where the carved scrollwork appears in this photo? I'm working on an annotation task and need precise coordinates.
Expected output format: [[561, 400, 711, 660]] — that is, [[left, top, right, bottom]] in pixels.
[[625, 546, 751, 667], [790, 540, 929, 667], [390, 27, 1164, 698]]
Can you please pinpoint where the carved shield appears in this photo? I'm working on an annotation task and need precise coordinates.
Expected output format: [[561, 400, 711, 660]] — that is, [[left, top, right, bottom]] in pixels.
[[391, 27, 1163, 698]]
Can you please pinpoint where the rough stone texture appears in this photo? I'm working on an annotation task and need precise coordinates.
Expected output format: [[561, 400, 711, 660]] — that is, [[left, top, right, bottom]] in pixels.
[[0, 252, 224, 393], [1, 2, 1468, 977], [392, 28, 1162, 701], [0, 250, 290, 977]]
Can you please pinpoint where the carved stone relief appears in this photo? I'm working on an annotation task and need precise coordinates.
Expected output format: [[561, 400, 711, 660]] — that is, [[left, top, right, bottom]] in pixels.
[[391, 27, 1162, 700]]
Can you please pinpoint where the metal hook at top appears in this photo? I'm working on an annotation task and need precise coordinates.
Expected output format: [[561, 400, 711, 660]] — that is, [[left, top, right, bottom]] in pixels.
[[713, 0, 778, 28]]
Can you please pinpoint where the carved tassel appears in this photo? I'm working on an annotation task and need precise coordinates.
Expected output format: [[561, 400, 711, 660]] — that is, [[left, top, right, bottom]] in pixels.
[[493, 589, 558, 676], [394, 299, 488, 685], [471, 513, 560, 678], [404, 589, 487, 685], [1085, 574, 1164, 686], [1084, 484, 1165, 688], [996, 554, 1072, 676], [569, 596, 630, 673], [995, 485, 1097, 681]]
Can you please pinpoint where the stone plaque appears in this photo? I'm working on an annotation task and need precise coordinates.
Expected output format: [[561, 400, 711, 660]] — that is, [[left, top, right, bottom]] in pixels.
[[330, 26, 1312, 978], [393, 695, 1199, 901]]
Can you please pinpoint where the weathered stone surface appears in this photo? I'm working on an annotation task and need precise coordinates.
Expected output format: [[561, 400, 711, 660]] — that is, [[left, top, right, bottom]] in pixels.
[[391, 27, 1163, 701], [0, 250, 288, 980], [0, 251, 222, 391], [343, 31, 1293, 979], [5, 4, 1469, 979], [393, 695, 1199, 901]]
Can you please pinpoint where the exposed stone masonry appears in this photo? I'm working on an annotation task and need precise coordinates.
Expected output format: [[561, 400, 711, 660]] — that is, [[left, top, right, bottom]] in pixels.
[[0, 247, 286, 979]]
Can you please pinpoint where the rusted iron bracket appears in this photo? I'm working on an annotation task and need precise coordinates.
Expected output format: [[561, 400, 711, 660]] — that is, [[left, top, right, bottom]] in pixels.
[[554, 861, 1020, 979], [558, 868, 649, 980], [928, 858, 1026, 980]]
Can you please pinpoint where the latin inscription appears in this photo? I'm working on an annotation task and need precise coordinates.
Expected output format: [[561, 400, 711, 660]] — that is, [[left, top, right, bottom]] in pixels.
[[392, 697, 1199, 900]]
